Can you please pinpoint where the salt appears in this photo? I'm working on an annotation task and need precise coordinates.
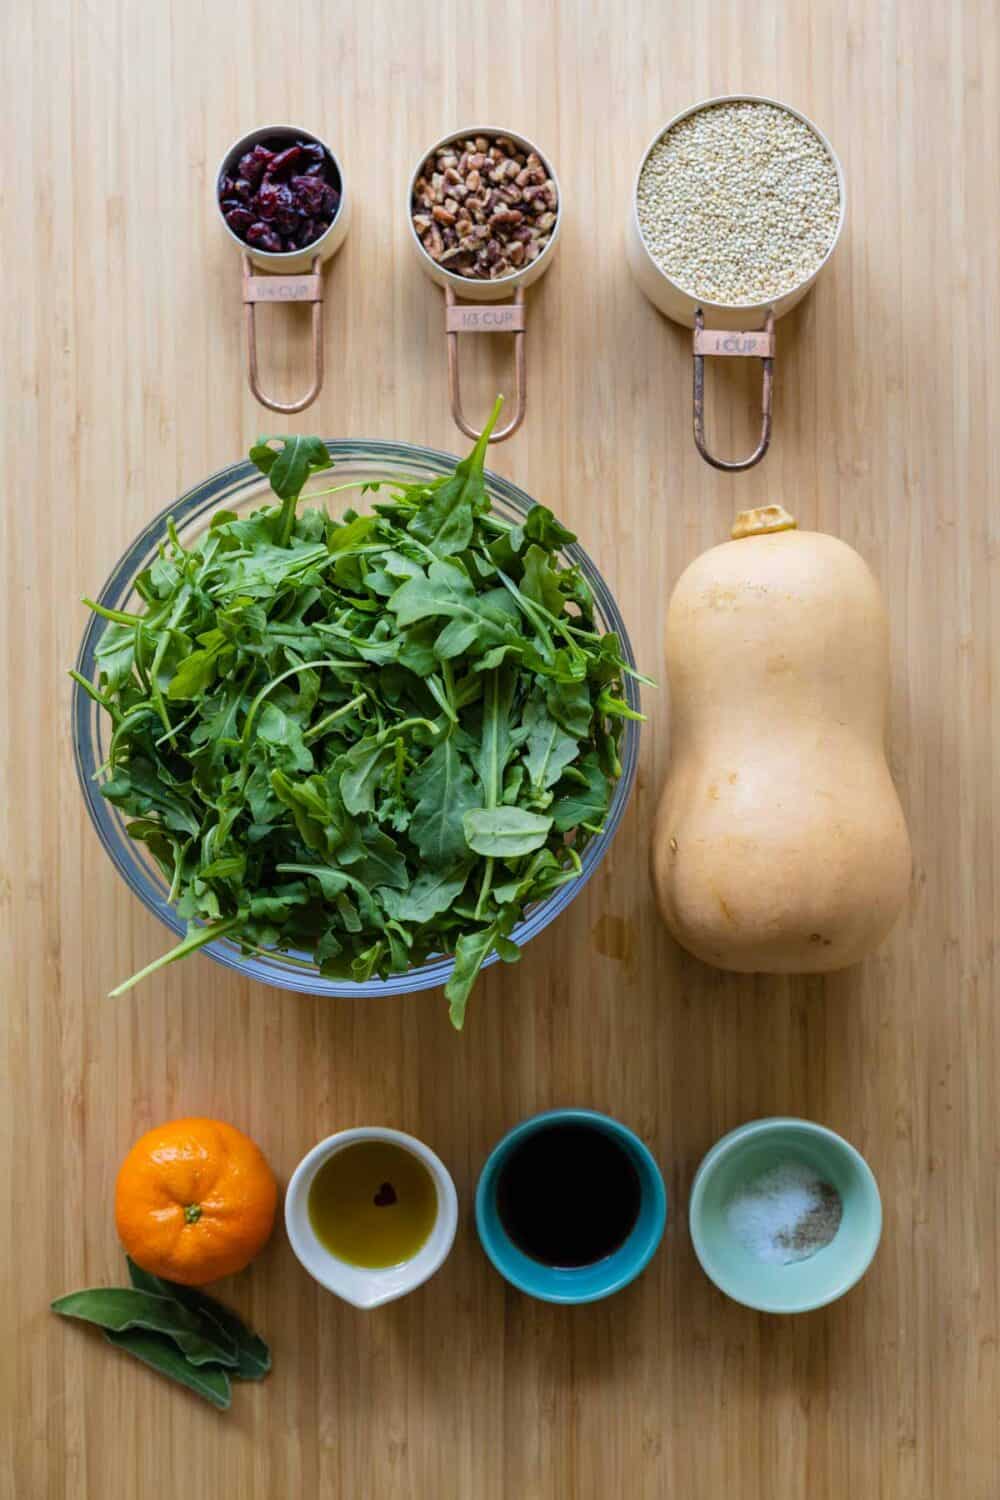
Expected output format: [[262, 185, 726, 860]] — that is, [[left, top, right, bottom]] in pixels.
[[725, 1159, 842, 1266]]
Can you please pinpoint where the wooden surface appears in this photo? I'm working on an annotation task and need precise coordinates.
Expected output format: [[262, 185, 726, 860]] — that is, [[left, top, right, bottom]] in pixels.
[[3, 1, 998, 1496]]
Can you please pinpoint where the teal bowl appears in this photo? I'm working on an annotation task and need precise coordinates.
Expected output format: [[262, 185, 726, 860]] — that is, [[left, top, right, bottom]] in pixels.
[[689, 1118, 882, 1314], [475, 1108, 667, 1304]]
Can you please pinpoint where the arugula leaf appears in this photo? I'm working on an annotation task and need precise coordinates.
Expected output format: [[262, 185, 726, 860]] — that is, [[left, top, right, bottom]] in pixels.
[[551, 751, 610, 832], [409, 740, 479, 867], [250, 435, 331, 500], [523, 504, 577, 549], [388, 562, 513, 660], [522, 693, 579, 792], [444, 922, 499, 1029], [381, 867, 470, 923], [545, 677, 593, 737], [463, 807, 553, 858], [521, 545, 566, 616], [339, 736, 394, 815], [406, 396, 502, 556], [472, 669, 520, 802]]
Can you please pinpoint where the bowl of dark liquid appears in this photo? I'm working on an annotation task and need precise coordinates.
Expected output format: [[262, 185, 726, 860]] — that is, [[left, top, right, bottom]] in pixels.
[[475, 1110, 667, 1303]]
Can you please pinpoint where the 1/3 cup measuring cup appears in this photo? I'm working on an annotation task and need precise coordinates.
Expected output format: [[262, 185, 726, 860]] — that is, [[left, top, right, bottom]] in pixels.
[[627, 94, 845, 471], [407, 126, 562, 443]]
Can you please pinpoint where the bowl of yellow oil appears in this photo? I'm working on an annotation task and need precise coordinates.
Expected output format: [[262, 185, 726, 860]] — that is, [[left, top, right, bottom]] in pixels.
[[285, 1128, 458, 1307]]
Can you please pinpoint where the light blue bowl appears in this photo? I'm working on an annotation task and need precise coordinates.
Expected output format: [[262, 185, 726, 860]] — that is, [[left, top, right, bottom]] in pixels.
[[689, 1118, 882, 1314], [475, 1109, 667, 1304]]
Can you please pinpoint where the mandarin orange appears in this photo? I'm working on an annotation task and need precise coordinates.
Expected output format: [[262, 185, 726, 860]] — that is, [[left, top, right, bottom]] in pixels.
[[115, 1118, 277, 1286]]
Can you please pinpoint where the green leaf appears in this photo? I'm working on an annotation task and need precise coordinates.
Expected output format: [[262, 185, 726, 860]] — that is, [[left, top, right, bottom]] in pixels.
[[353, 827, 408, 891], [250, 435, 332, 500], [274, 864, 350, 901], [492, 848, 563, 905], [339, 736, 394, 815], [444, 922, 499, 1029], [381, 867, 470, 924], [388, 568, 515, 664], [51, 1288, 238, 1368], [521, 545, 565, 616], [546, 677, 593, 737], [522, 693, 579, 791], [126, 1259, 270, 1381], [166, 637, 230, 702], [406, 397, 502, 556], [409, 740, 479, 867], [472, 668, 519, 803], [257, 703, 314, 772], [108, 916, 243, 998], [523, 504, 577, 550], [551, 751, 610, 832], [103, 1327, 232, 1409], [494, 935, 521, 964], [462, 807, 553, 858], [270, 770, 330, 849]]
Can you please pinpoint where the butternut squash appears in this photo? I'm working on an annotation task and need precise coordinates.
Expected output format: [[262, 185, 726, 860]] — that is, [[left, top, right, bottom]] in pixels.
[[652, 506, 911, 973]]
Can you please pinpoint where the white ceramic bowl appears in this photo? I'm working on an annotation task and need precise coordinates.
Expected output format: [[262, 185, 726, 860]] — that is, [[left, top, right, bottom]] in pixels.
[[217, 123, 351, 274], [626, 94, 846, 330], [407, 125, 562, 302], [284, 1128, 459, 1309]]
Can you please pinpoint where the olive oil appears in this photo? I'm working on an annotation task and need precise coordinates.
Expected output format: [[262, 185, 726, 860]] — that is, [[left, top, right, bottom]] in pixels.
[[308, 1140, 437, 1269]]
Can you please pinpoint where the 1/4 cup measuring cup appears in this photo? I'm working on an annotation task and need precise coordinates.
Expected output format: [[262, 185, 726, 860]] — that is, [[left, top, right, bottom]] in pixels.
[[407, 127, 562, 443], [627, 95, 845, 471], [216, 124, 351, 414]]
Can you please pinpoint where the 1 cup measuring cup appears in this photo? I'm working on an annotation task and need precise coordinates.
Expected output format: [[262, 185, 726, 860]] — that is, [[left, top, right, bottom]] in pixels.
[[216, 124, 351, 414], [407, 127, 562, 443], [627, 95, 845, 471]]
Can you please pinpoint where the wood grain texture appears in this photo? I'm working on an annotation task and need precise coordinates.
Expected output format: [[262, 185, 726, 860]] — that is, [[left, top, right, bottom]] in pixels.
[[2, 0, 998, 1496]]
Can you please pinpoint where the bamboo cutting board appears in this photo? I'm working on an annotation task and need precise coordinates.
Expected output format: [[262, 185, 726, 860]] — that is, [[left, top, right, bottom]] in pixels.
[[2, 1, 998, 1496]]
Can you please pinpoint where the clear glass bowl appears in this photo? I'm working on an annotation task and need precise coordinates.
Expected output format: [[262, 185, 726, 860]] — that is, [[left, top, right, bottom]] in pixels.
[[72, 442, 641, 997]]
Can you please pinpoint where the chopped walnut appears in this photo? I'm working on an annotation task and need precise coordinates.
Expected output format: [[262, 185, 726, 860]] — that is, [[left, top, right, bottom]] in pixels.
[[411, 131, 558, 280]]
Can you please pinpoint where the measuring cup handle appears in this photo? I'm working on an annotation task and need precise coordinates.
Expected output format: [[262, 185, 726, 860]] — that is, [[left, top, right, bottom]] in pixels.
[[692, 309, 775, 472], [445, 285, 526, 442], [242, 254, 324, 415]]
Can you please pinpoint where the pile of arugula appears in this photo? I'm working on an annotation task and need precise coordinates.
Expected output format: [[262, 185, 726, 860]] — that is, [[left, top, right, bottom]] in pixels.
[[76, 400, 644, 1026]]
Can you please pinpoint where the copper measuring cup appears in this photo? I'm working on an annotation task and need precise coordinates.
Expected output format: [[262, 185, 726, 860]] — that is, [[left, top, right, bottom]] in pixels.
[[626, 95, 845, 472], [407, 127, 562, 444], [217, 124, 351, 414]]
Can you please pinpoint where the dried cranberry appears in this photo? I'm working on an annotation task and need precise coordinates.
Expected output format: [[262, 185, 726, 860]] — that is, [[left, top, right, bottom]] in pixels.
[[267, 144, 302, 180], [238, 144, 273, 189], [223, 136, 339, 247], [254, 181, 280, 219], [246, 222, 284, 253], [224, 206, 254, 236], [289, 174, 327, 215], [298, 141, 325, 169], [262, 183, 298, 233]]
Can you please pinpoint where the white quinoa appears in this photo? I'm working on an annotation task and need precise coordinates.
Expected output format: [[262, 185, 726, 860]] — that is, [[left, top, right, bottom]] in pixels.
[[636, 101, 841, 306]]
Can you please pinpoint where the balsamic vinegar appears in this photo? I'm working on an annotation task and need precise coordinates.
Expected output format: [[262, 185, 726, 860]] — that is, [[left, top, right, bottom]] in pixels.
[[496, 1123, 641, 1268]]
